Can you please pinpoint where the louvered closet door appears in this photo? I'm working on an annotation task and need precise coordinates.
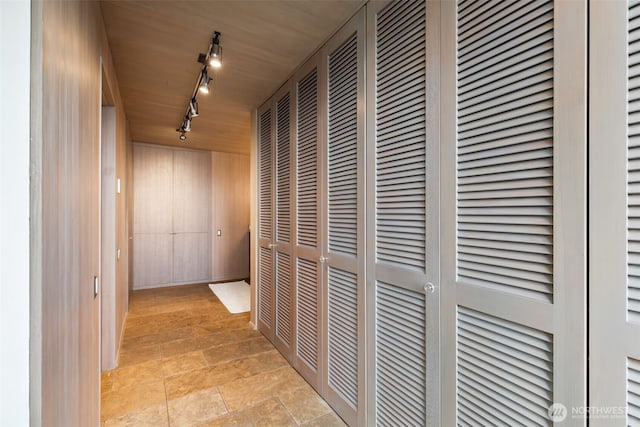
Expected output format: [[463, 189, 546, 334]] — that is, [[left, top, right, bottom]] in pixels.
[[294, 56, 323, 389], [440, 1, 586, 425], [590, 2, 640, 424], [273, 86, 294, 359], [365, 1, 440, 425], [321, 10, 365, 426], [257, 104, 275, 338]]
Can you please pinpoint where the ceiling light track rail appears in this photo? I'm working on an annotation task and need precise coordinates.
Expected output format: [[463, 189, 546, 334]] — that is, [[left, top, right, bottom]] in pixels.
[[177, 30, 222, 141]]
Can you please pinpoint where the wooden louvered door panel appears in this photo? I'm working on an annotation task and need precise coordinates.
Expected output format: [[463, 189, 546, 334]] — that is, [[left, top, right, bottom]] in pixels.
[[273, 86, 294, 360], [366, 1, 440, 425], [441, 1, 586, 425], [257, 104, 275, 339], [591, 2, 640, 424], [294, 56, 323, 389], [321, 10, 365, 426]]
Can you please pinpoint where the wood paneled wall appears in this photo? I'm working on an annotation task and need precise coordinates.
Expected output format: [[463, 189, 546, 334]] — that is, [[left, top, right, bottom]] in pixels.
[[173, 150, 212, 283], [30, 1, 128, 424], [132, 144, 212, 289], [131, 145, 249, 288], [212, 152, 250, 281]]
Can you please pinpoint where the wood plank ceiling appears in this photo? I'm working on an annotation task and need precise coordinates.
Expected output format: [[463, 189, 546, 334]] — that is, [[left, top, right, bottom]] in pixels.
[[100, 1, 363, 154]]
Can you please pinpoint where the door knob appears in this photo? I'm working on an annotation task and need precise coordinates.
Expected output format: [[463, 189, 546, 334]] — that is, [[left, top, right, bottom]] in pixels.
[[424, 282, 435, 294]]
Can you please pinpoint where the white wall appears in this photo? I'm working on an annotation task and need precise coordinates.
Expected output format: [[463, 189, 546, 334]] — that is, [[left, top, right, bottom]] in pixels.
[[0, 0, 31, 424]]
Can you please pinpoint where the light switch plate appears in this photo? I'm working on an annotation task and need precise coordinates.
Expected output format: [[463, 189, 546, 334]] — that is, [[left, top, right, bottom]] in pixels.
[[217, 229, 222, 236], [117, 178, 121, 194], [117, 248, 120, 260]]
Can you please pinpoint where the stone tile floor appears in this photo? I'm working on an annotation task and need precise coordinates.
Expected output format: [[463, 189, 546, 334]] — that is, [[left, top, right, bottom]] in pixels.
[[101, 284, 345, 427]]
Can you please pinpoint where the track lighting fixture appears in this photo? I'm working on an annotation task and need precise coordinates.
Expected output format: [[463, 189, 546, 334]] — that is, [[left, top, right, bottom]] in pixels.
[[176, 30, 222, 141], [189, 98, 199, 117], [198, 69, 210, 94], [209, 32, 222, 68]]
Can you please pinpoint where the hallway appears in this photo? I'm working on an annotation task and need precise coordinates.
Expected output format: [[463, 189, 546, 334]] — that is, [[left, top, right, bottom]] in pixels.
[[100, 284, 344, 426], [5, 0, 636, 424]]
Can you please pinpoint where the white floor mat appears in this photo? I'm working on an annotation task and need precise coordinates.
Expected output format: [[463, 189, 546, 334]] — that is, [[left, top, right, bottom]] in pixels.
[[208, 280, 250, 314]]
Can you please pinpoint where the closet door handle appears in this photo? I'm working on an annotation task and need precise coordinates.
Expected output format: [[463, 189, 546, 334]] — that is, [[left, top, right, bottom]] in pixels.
[[319, 256, 328, 263], [268, 243, 277, 249], [93, 276, 99, 298]]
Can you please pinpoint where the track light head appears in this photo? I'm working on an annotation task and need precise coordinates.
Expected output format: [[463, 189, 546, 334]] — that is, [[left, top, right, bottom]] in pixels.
[[177, 127, 187, 141], [209, 45, 221, 68], [189, 98, 199, 117], [209, 32, 222, 68], [184, 116, 192, 132], [198, 69, 210, 94]]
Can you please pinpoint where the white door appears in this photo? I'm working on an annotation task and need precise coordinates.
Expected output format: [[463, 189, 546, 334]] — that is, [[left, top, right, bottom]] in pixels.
[[321, 9, 366, 425], [591, 1, 640, 425], [257, 105, 275, 338], [441, 1, 587, 425], [366, 1, 440, 425], [273, 85, 295, 359], [293, 55, 324, 389]]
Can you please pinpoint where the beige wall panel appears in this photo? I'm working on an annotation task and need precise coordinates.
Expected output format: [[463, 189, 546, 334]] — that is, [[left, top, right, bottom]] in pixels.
[[132, 143, 212, 288], [34, 0, 129, 423], [212, 152, 250, 281], [174, 149, 211, 233], [173, 232, 211, 283], [133, 144, 173, 234], [132, 234, 174, 289]]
